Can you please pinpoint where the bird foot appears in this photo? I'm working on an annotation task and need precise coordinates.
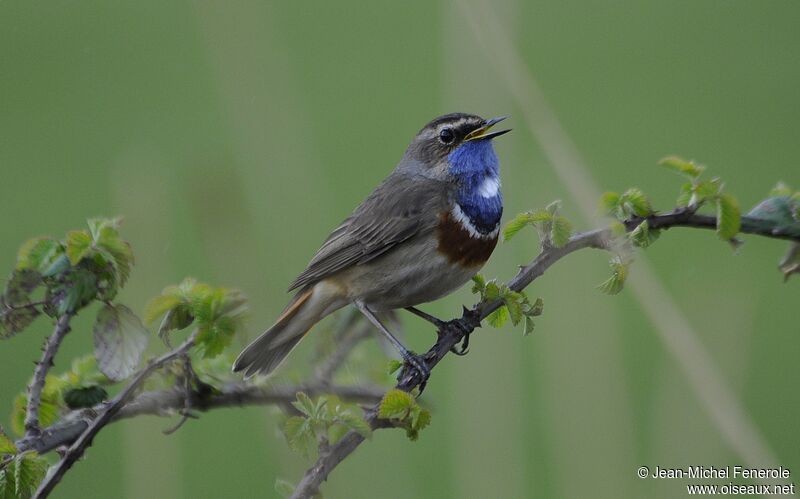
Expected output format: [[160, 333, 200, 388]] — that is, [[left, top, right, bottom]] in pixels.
[[398, 352, 431, 394]]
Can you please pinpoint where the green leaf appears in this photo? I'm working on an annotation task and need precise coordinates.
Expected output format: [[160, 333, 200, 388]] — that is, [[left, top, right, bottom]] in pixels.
[[0, 433, 16, 455], [485, 305, 508, 328], [292, 392, 318, 418], [629, 220, 660, 248], [45, 266, 98, 316], [93, 303, 149, 381], [406, 408, 432, 441], [274, 479, 295, 498], [716, 192, 741, 240], [523, 316, 536, 336], [504, 295, 524, 326], [378, 389, 415, 419], [599, 192, 621, 216], [769, 181, 793, 197], [94, 224, 134, 287], [470, 274, 486, 294], [65, 230, 93, 265], [659, 156, 705, 179], [143, 294, 183, 325], [4, 270, 41, 306], [338, 413, 372, 439], [502, 210, 551, 241], [550, 216, 572, 247], [41, 254, 70, 278], [283, 416, 315, 457], [387, 359, 403, 375], [779, 242, 800, 282], [14, 453, 47, 498], [693, 178, 722, 202], [528, 297, 544, 317], [621, 188, 653, 217], [16, 237, 62, 272], [676, 183, 693, 207], [63, 385, 108, 409], [597, 257, 629, 295], [11, 376, 65, 436], [483, 281, 501, 302]]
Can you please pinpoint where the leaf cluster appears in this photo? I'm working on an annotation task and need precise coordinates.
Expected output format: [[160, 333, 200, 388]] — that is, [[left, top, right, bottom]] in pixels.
[[471, 275, 543, 334], [503, 200, 573, 248], [10, 355, 110, 434], [0, 430, 48, 499], [144, 278, 248, 359], [283, 393, 371, 457], [377, 389, 431, 441]]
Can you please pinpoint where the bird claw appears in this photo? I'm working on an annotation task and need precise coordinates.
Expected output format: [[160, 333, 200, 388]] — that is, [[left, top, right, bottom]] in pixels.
[[398, 352, 431, 394]]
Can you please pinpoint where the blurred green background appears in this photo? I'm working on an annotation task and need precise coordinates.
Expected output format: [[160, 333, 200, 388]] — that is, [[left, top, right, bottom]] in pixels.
[[1, 1, 798, 498]]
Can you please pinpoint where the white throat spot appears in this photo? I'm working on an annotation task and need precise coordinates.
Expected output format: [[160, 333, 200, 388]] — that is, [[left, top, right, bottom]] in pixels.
[[477, 176, 500, 198], [450, 204, 499, 240]]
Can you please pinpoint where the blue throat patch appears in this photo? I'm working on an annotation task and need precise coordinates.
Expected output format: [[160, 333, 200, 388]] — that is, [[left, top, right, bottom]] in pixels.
[[447, 140, 503, 234]]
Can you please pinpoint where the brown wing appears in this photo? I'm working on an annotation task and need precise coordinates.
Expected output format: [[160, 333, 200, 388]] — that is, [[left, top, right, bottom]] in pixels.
[[287, 173, 445, 291]]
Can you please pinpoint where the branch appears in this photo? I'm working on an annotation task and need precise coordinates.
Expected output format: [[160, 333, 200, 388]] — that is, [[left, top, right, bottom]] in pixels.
[[291, 208, 796, 498], [33, 334, 197, 497], [24, 314, 72, 437], [290, 228, 612, 498], [625, 208, 800, 242]]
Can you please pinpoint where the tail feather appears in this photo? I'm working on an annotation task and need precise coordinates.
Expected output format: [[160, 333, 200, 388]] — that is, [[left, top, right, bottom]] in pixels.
[[233, 284, 343, 378]]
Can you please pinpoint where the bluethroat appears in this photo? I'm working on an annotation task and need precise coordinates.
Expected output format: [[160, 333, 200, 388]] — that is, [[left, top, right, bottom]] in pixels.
[[233, 113, 510, 386]]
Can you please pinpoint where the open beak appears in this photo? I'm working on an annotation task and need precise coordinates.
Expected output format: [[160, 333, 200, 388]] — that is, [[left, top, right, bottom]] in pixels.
[[464, 115, 512, 142]]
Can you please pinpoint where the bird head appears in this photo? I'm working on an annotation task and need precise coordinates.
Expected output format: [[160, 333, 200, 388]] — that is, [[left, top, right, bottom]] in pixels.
[[400, 113, 510, 182]]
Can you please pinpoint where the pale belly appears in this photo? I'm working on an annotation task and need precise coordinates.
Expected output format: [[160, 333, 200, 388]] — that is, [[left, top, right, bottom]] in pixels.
[[334, 236, 480, 311]]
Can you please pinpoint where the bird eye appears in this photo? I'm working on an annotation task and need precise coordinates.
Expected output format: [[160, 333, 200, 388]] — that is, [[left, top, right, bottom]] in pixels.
[[438, 127, 455, 144]]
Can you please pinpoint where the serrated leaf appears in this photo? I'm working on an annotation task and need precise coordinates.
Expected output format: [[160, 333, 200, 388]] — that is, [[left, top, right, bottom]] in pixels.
[[378, 389, 415, 419], [629, 220, 660, 248], [93, 303, 149, 381], [65, 230, 93, 265], [470, 274, 486, 295], [486, 305, 509, 328], [528, 297, 544, 316], [0, 433, 16, 455], [659, 156, 705, 179], [95, 225, 134, 287], [483, 281, 501, 302], [597, 258, 628, 295], [505, 296, 523, 326], [550, 216, 572, 247], [693, 178, 722, 202], [406, 408, 432, 441], [621, 188, 653, 217], [716, 192, 741, 240], [283, 416, 315, 457], [599, 192, 621, 216], [292, 392, 317, 418], [523, 316, 536, 336], [16, 237, 62, 272], [11, 378, 63, 436], [339, 414, 372, 439], [143, 294, 183, 325], [275, 479, 295, 498], [502, 211, 551, 241], [13, 453, 47, 498]]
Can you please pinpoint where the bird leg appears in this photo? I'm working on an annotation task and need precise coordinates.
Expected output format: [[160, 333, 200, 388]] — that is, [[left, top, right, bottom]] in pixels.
[[405, 306, 473, 356], [356, 302, 430, 392]]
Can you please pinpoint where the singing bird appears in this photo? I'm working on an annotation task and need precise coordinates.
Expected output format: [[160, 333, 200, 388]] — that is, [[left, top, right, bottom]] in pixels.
[[233, 113, 510, 383]]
